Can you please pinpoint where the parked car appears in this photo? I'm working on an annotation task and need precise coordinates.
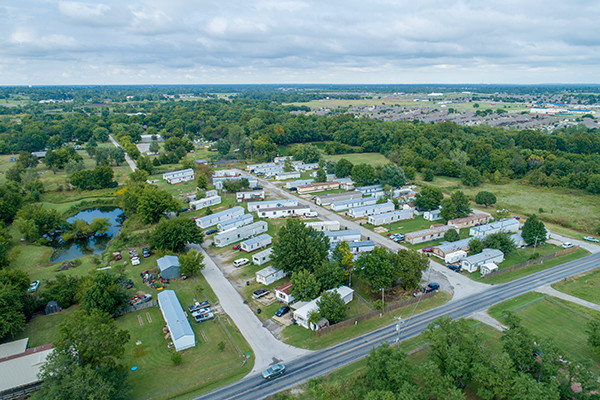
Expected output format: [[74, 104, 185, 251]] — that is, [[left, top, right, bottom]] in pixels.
[[562, 242, 574, 249], [142, 248, 151, 258], [422, 247, 433, 253], [423, 283, 440, 293], [275, 306, 290, 317], [583, 236, 600, 243], [253, 289, 269, 299], [192, 307, 211, 317], [194, 312, 215, 323], [206, 229, 218, 235], [188, 301, 210, 313], [28, 280, 40, 293], [233, 258, 250, 268], [252, 186, 263, 190], [131, 257, 141, 266], [262, 364, 286, 379], [232, 244, 240, 250], [447, 264, 461, 272]]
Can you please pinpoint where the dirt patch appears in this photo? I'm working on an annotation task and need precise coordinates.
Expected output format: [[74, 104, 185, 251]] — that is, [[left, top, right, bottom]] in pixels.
[[374, 226, 388, 233]]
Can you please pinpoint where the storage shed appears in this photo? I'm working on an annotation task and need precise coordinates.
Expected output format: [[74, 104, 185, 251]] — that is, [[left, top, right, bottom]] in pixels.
[[157, 290, 195, 352], [157, 255, 180, 279], [256, 266, 287, 285], [45, 300, 60, 315], [240, 234, 272, 252]]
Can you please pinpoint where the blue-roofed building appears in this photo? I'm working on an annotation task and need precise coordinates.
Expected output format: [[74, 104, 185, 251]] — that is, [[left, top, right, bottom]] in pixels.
[[157, 255, 180, 279], [157, 290, 195, 352]]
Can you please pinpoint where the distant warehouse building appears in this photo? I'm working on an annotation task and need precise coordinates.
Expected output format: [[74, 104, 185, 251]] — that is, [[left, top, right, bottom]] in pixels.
[[189, 195, 221, 210], [368, 209, 414, 226], [195, 206, 244, 229], [213, 221, 268, 247], [157, 290, 195, 352], [217, 214, 254, 232], [163, 168, 194, 184], [348, 202, 394, 218], [240, 234, 272, 252]]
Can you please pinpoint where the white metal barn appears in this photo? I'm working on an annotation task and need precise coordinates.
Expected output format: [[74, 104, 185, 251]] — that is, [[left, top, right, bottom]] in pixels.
[[348, 202, 394, 218], [240, 234, 272, 252], [213, 221, 269, 247], [195, 206, 244, 229], [157, 290, 195, 352], [256, 266, 286, 285], [252, 248, 273, 266], [367, 209, 414, 225], [217, 214, 254, 232], [189, 195, 221, 210]]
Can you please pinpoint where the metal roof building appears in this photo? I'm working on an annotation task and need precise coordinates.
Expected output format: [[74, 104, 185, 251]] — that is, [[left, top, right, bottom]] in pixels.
[[195, 206, 244, 229], [157, 290, 195, 352], [157, 255, 180, 279], [213, 221, 269, 247], [0, 338, 53, 397], [217, 214, 254, 232]]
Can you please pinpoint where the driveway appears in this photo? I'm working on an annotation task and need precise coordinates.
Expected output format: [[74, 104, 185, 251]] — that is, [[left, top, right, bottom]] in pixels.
[[188, 243, 311, 374], [548, 233, 600, 254]]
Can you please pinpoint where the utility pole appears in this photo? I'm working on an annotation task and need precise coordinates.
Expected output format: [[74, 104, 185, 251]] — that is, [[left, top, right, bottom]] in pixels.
[[381, 288, 385, 311]]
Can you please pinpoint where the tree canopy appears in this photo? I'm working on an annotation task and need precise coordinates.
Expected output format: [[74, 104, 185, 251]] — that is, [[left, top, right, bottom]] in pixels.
[[271, 219, 329, 274], [150, 217, 203, 253], [440, 191, 472, 222], [414, 186, 443, 211], [521, 214, 547, 246]]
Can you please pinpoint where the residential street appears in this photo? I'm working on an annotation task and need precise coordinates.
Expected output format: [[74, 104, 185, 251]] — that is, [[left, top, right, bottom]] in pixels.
[[108, 134, 137, 172]]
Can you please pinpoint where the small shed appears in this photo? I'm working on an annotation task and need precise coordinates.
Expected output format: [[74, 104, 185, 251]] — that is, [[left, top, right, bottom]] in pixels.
[[256, 266, 287, 285], [157, 255, 180, 279], [480, 262, 499, 276], [45, 300, 60, 315]]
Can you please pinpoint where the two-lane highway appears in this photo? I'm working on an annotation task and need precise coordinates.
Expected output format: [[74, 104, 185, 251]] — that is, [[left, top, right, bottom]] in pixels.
[[196, 252, 600, 400]]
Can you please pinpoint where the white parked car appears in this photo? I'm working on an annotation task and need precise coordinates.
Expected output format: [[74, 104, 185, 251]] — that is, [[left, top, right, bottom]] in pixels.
[[583, 236, 600, 243], [131, 257, 141, 265], [233, 258, 250, 268], [561, 242, 574, 249]]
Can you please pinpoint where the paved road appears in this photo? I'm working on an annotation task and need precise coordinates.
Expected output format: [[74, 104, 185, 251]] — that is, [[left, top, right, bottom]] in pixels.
[[195, 251, 600, 400], [108, 134, 137, 172], [189, 244, 311, 373]]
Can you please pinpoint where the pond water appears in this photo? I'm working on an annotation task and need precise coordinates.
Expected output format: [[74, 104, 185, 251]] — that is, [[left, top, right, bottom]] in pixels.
[[49, 206, 125, 263]]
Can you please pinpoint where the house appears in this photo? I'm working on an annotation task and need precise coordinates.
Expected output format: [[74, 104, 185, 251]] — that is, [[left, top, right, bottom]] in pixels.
[[305, 220, 341, 232], [213, 221, 269, 247], [236, 190, 265, 202], [189, 195, 221, 210], [444, 250, 467, 264], [285, 179, 314, 189], [356, 184, 383, 195], [469, 219, 520, 237], [256, 266, 286, 285], [240, 234, 272, 252], [348, 202, 394, 218], [336, 178, 355, 191], [447, 213, 491, 229], [275, 283, 295, 304], [325, 230, 362, 244], [392, 188, 417, 201], [368, 209, 414, 226], [217, 214, 254, 232], [0, 338, 53, 398], [213, 169, 238, 177], [293, 286, 354, 330], [461, 248, 505, 273], [246, 163, 284, 176], [423, 209, 442, 221], [157, 255, 180, 279], [194, 159, 208, 165], [163, 168, 195, 184], [247, 199, 298, 213], [480, 262, 499, 276], [330, 197, 377, 212], [252, 248, 273, 266], [275, 171, 301, 181], [315, 191, 362, 206], [157, 290, 195, 352], [256, 205, 312, 219], [195, 206, 244, 229], [405, 225, 458, 245], [31, 151, 47, 158], [347, 240, 375, 254], [296, 181, 340, 194], [45, 300, 60, 315], [432, 238, 474, 259]]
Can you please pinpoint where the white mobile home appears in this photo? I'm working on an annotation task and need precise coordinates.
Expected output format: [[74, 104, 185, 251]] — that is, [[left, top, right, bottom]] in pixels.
[[285, 179, 314, 189], [252, 248, 273, 266], [236, 190, 265, 202], [405, 225, 458, 245], [157, 290, 195, 352], [432, 238, 474, 259], [248, 199, 298, 213], [240, 234, 272, 252], [205, 189, 218, 198], [256, 266, 286, 285], [347, 240, 375, 254], [217, 214, 254, 232], [315, 191, 362, 206], [368, 209, 414, 226], [325, 230, 362, 244], [213, 176, 257, 190], [195, 206, 244, 229], [293, 286, 354, 330], [274, 156, 293, 164], [444, 250, 467, 264], [305, 220, 341, 232], [213, 221, 269, 247], [469, 219, 520, 237], [461, 248, 505, 273], [330, 197, 377, 212], [256, 205, 311, 219], [189, 195, 221, 210], [356, 184, 383, 195], [424, 209, 442, 221], [213, 169, 238, 177], [275, 171, 301, 181], [275, 283, 295, 304], [163, 168, 195, 184], [348, 202, 394, 218]]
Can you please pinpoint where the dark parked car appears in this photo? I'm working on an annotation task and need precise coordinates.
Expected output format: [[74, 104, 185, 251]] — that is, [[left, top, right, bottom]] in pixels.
[[262, 364, 286, 379], [275, 306, 290, 317], [142, 248, 151, 258], [447, 264, 461, 272], [252, 186, 263, 190], [422, 247, 433, 253], [206, 229, 218, 235], [423, 283, 440, 293]]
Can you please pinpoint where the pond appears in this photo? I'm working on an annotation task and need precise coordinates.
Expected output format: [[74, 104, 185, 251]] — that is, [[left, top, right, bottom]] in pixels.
[[49, 206, 125, 263]]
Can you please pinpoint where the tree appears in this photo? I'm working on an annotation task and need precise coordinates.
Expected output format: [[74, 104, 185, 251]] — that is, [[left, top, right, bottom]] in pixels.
[[292, 143, 321, 163], [290, 269, 321, 301], [484, 232, 516, 255], [414, 186, 443, 211], [41, 274, 81, 308], [151, 217, 203, 253], [469, 238, 483, 255], [460, 166, 482, 187], [136, 185, 180, 223], [0, 226, 13, 268], [335, 158, 353, 178], [317, 291, 347, 324], [475, 191, 497, 207], [355, 247, 397, 292], [70, 166, 115, 190], [136, 156, 154, 175], [391, 249, 429, 290], [440, 191, 472, 221], [0, 282, 26, 339], [443, 229, 460, 242], [271, 219, 329, 274], [283, 157, 293, 172], [423, 168, 434, 182], [149, 141, 160, 154], [196, 174, 208, 189], [179, 249, 204, 277], [82, 271, 128, 316], [352, 163, 377, 186], [521, 214, 547, 247], [331, 241, 354, 271], [502, 312, 540, 375], [380, 164, 405, 188], [0, 180, 24, 224], [586, 319, 600, 355], [314, 261, 345, 291], [129, 168, 148, 183], [316, 168, 327, 182]]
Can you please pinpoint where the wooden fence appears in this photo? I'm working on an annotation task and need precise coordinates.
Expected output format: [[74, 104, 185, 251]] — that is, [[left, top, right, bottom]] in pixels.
[[316, 292, 437, 335], [482, 246, 578, 279], [121, 299, 158, 314]]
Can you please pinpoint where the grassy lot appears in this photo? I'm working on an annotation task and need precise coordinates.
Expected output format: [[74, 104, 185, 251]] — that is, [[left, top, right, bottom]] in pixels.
[[552, 267, 600, 305], [281, 291, 451, 350], [414, 175, 600, 236], [488, 292, 600, 372], [323, 152, 389, 167], [471, 247, 590, 284], [15, 305, 80, 347]]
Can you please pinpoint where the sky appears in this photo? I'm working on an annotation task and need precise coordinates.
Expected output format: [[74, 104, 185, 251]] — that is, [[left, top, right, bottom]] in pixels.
[[1, 0, 599, 85]]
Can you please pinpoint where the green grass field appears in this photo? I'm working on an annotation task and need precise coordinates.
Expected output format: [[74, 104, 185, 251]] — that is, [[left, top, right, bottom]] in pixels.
[[488, 292, 600, 372], [552, 268, 600, 305], [324, 152, 389, 167]]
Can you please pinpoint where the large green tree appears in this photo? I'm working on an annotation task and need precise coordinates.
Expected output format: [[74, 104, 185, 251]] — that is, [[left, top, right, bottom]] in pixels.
[[81, 271, 128, 316], [460, 166, 482, 187], [351, 163, 377, 186], [136, 185, 180, 223], [521, 214, 547, 246], [380, 164, 406, 188], [317, 291, 347, 324], [335, 158, 354, 178], [178, 249, 205, 277], [414, 186, 443, 211], [440, 191, 472, 221], [271, 219, 329, 274], [483, 232, 517, 255], [150, 217, 204, 252], [391, 249, 430, 290], [314, 261, 345, 291], [355, 247, 397, 292], [475, 191, 497, 207], [290, 269, 321, 301]]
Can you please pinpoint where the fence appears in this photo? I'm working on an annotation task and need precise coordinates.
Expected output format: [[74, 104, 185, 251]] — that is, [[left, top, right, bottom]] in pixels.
[[482, 246, 578, 279], [316, 292, 437, 335], [0, 381, 43, 400], [121, 299, 158, 314]]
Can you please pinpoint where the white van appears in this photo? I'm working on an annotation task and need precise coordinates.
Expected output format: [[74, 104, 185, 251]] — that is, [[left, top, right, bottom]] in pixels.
[[233, 258, 250, 268]]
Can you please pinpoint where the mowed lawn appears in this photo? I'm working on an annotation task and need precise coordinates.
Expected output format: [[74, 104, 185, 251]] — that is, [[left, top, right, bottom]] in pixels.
[[488, 292, 600, 372], [553, 268, 600, 305], [324, 152, 389, 167]]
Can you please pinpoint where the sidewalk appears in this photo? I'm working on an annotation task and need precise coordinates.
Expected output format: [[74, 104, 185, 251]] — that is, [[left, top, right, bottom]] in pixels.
[[536, 285, 600, 312]]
